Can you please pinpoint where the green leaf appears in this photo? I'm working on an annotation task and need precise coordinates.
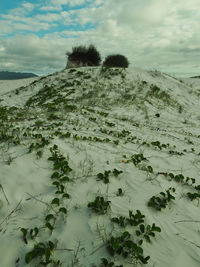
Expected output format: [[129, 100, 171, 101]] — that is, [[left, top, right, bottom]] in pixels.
[[148, 232, 155, 237], [46, 222, 54, 231], [136, 230, 141, 236], [152, 226, 161, 232], [59, 207, 67, 214], [124, 240, 134, 248], [60, 176, 70, 182], [97, 173, 104, 179], [62, 193, 70, 199], [139, 224, 145, 233], [147, 166, 153, 173], [25, 252, 32, 263], [122, 231, 131, 239], [51, 198, 60, 205], [40, 261, 52, 266], [144, 235, 151, 243], [45, 248, 51, 262], [53, 144, 58, 150], [117, 188, 123, 195], [138, 239, 143, 245], [195, 185, 200, 191], [21, 228, 27, 237], [160, 192, 166, 196], [101, 258, 108, 265], [30, 227, 39, 239], [45, 214, 55, 221], [48, 241, 55, 250], [138, 255, 150, 264], [111, 217, 119, 223], [51, 172, 60, 179], [52, 181, 60, 187]]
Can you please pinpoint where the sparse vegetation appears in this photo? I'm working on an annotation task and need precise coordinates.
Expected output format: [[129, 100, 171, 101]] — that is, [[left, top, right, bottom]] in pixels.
[[1, 61, 200, 267]]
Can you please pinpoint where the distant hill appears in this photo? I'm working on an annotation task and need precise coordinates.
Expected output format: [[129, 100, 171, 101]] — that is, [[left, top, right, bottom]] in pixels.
[[0, 71, 38, 80], [190, 75, 200, 78]]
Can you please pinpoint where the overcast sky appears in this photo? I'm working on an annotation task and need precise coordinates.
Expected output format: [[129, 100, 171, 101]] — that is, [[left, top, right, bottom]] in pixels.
[[0, 0, 200, 77]]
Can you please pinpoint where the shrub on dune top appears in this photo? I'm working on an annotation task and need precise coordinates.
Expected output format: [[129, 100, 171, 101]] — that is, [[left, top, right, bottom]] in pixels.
[[103, 54, 129, 68], [66, 44, 101, 67]]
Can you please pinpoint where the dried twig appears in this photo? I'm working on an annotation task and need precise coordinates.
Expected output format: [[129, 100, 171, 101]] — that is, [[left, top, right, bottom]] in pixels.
[[0, 184, 10, 205], [175, 220, 200, 224], [176, 233, 200, 249], [0, 200, 22, 226], [56, 248, 74, 252], [25, 192, 56, 212], [89, 243, 105, 255]]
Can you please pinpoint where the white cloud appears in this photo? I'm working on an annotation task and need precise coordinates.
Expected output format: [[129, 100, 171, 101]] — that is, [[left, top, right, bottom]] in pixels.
[[1, 0, 200, 76], [0, 16, 56, 32], [40, 0, 89, 11], [22, 2, 35, 12], [35, 13, 61, 22]]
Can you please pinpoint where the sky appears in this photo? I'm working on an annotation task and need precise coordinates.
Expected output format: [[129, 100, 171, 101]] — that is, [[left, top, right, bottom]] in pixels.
[[0, 0, 200, 77]]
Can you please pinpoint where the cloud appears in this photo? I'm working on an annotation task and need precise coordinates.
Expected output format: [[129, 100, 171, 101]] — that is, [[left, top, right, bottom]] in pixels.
[[40, 0, 90, 11], [1, 0, 200, 76], [0, 34, 74, 74], [0, 16, 56, 33], [5, 2, 35, 16]]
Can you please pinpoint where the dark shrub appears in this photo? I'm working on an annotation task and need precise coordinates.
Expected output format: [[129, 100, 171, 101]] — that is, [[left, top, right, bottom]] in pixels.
[[103, 54, 129, 68], [66, 44, 101, 67]]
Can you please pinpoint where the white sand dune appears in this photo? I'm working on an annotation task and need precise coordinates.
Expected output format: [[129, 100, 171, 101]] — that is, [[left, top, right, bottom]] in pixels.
[[0, 67, 200, 266]]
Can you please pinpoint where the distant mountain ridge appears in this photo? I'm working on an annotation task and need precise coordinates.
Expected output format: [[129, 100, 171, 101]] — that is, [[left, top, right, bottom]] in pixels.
[[190, 75, 200, 78], [0, 71, 38, 80]]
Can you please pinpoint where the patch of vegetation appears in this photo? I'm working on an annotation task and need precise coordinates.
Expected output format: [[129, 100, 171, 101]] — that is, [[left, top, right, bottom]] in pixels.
[[148, 187, 176, 211], [97, 169, 123, 184], [111, 210, 145, 227], [127, 153, 148, 166], [28, 134, 50, 153], [107, 231, 150, 264], [103, 55, 129, 68], [99, 258, 123, 267], [168, 173, 196, 185], [25, 240, 59, 265], [187, 192, 200, 201], [88, 196, 111, 214], [66, 44, 101, 66]]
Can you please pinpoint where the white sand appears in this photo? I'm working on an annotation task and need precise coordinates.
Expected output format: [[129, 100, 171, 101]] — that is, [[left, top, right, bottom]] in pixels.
[[0, 67, 200, 266]]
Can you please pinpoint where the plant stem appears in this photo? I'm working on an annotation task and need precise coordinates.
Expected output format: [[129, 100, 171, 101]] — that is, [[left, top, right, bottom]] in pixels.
[[0, 200, 22, 226], [0, 184, 10, 205]]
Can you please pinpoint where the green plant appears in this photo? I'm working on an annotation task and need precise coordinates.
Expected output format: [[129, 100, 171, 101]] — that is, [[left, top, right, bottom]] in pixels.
[[105, 121, 115, 127], [111, 210, 145, 227], [48, 145, 72, 174], [97, 169, 123, 183], [128, 153, 148, 166], [88, 196, 111, 214], [187, 192, 200, 201], [116, 188, 124, 196], [21, 227, 39, 243], [100, 258, 123, 267], [28, 135, 50, 153], [107, 231, 150, 264], [103, 55, 129, 68], [25, 240, 57, 265], [169, 150, 184, 156], [97, 170, 111, 183], [148, 187, 176, 210], [135, 223, 161, 243], [168, 173, 196, 185]]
